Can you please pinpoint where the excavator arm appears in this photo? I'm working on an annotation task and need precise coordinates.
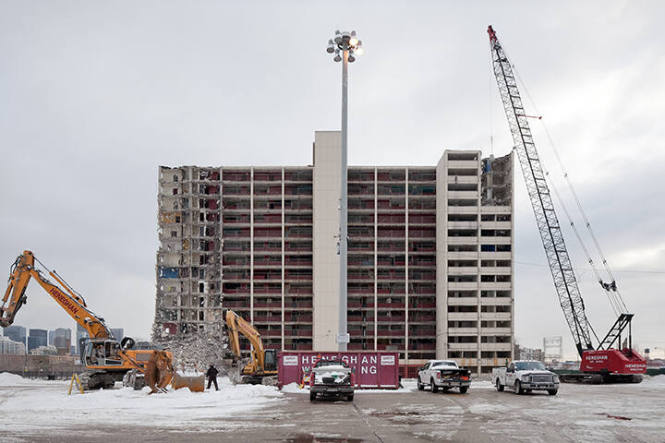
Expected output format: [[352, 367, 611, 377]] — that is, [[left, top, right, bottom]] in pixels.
[[2, 250, 178, 392], [225, 309, 266, 373], [1, 250, 110, 338]]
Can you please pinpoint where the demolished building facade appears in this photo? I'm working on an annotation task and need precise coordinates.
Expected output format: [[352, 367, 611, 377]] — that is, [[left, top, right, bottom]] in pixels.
[[154, 131, 514, 374]]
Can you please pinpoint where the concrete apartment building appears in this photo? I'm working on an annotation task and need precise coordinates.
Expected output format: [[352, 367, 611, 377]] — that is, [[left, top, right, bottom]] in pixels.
[[154, 131, 514, 373]]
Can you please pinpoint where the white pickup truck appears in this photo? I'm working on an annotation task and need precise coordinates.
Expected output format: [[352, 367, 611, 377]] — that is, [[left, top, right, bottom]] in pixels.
[[417, 360, 471, 394], [492, 360, 559, 395]]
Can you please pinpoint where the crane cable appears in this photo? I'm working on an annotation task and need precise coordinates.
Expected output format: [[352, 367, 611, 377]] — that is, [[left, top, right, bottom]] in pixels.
[[505, 55, 629, 315]]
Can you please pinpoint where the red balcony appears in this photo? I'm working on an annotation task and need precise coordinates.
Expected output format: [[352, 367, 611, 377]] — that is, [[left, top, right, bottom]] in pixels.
[[377, 330, 405, 337], [254, 302, 282, 308], [409, 214, 436, 224], [410, 302, 436, 309], [285, 330, 312, 337], [349, 273, 373, 280], [377, 302, 405, 309], [409, 229, 436, 238], [254, 214, 282, 223], [377, 316, 406, 322], [286, 287, 312, 294], [285, 314, 313, 322], [409, 314, 436, 322], [410, 329, 436, 336], [378, 214, 405, 223], [410, 343, 436, 350], [223, 172, 250, 181]]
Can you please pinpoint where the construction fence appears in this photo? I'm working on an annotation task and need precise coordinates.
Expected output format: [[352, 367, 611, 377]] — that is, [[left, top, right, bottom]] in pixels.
[[0, 354, 81, 379]]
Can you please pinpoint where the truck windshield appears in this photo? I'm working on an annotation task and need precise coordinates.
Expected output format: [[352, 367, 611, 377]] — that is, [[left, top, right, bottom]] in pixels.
[[515, 361, 546, 371]]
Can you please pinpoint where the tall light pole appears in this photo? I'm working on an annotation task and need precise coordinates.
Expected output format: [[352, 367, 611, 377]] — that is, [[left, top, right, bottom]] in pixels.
[[327, 31, 363, 351]]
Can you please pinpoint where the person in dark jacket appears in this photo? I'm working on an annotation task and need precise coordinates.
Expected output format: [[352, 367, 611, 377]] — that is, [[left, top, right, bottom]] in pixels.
[[206, 364, 219, 391]]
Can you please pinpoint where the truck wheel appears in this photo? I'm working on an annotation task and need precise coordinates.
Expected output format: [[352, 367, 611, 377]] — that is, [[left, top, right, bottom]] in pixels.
[[431, 379, 438, 393], [514, 381, 523, 395], [310, 392, 316, 402], [347, 394, 354, 401], [459, 387, 468, 394], [496, 380, 504, 392], [547, 389, 558, 396], [417, 380, 424, 391]]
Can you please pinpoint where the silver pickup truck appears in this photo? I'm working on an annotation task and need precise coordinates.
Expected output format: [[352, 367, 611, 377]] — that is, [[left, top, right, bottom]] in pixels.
[[492, 360, 559, 395]]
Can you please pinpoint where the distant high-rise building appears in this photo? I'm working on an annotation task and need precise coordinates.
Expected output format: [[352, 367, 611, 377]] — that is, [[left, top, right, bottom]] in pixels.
[[76, 324, 88, 355], [110, 328, 124, 341], [28, 329, 47, 352], [2, 325, 26, 346], [0, 335, 25, 355], [51, 328, 71, 354]]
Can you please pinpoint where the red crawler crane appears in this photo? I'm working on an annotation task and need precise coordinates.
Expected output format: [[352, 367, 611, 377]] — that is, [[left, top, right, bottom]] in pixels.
[[488, 25, 646, 383]]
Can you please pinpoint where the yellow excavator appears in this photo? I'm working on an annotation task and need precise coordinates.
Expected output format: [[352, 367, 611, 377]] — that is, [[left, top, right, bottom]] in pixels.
[[1, 251, 175, 392], [225, 309, 278, 384]]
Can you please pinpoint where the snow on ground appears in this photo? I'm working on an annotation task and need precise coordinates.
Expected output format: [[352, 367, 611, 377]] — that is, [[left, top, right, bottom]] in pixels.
[[0, 372, 63, 386], [0, 374, 284, 433]]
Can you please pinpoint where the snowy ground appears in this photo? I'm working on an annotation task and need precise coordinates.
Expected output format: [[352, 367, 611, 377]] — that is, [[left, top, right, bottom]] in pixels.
[[2, 373, 665, 442], [0, 372, 283, 438]]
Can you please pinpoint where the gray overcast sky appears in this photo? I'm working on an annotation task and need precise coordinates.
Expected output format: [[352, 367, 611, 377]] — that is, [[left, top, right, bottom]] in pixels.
[[1, 1, 664, 359]]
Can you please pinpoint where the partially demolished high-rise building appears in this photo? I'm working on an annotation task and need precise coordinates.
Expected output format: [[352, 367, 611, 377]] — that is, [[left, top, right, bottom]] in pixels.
[[154, 131, 514, 374]]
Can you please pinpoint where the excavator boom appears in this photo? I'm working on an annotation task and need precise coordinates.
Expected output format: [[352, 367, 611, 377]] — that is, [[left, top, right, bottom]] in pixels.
[[1, 251, 110, 338], [224, 309, 277, 383], [2, 250, 176, 391]]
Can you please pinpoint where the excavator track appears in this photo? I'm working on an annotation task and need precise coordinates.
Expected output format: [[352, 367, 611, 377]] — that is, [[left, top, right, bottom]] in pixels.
[[78, 371, 117, 390]]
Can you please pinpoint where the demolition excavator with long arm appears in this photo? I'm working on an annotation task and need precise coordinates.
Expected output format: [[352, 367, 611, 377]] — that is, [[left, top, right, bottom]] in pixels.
[[1, 250, 174, 390], [487, 26, 646, 382], [225, 309, 278, 384]]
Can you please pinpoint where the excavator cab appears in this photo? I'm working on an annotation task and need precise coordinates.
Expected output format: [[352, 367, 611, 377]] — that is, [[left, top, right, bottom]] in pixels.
[[82, 338, 124, 368], [264, 349, 277, 372]]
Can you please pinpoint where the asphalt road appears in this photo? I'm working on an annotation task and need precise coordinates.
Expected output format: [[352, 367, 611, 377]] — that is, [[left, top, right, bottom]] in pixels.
[[4, 380, 664, 443]]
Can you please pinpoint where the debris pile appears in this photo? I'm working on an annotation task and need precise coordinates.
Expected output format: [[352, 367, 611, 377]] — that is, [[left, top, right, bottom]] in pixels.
[[153, 325, 235, 375]]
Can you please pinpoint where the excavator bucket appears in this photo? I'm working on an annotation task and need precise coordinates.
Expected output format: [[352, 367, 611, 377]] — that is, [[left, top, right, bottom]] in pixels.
[[144, 350, 175, 394], [172, 372, 206, 392]]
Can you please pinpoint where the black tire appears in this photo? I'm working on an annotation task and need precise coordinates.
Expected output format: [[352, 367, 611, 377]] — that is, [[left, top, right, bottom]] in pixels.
[[514, 381, 523, 395], [459, 386, 468, 394], [310, 391, 316, 402], [417, 379, 424, 391], [431, 379, 438, 393], [347, 394, 354, 401], [496, 379, 504, 392], [547, 389, 558, 396]]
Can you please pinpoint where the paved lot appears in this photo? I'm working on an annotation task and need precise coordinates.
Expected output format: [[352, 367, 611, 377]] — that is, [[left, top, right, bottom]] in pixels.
[[3, 378, 664, 442]]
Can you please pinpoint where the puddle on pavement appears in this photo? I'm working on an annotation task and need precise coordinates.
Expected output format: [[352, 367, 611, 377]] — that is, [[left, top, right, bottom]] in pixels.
[[368, 409, 427, 425]]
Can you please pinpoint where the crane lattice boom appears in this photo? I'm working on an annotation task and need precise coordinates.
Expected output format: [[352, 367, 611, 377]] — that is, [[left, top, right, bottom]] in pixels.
[[487, 26, 594, 356]]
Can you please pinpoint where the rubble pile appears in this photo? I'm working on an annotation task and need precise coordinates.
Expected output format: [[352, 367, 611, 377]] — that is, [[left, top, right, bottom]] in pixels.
[[154, 327, 235, 375]]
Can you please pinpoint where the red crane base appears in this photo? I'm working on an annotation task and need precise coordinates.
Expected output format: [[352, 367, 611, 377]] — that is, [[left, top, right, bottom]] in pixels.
[[560, 349, 647, 384]]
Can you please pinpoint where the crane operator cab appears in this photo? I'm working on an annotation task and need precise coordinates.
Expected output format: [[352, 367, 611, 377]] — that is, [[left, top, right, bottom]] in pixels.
[[82, 338, 123, 367]]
